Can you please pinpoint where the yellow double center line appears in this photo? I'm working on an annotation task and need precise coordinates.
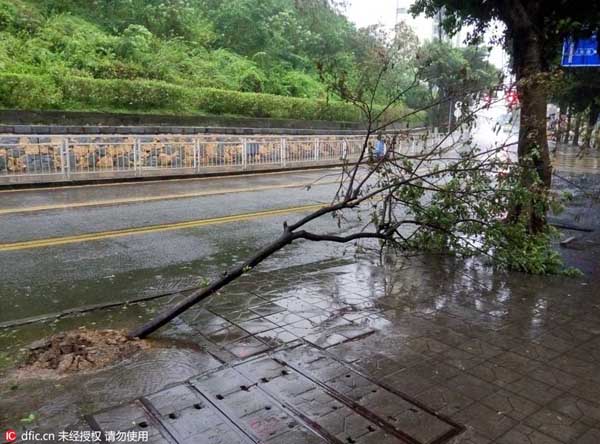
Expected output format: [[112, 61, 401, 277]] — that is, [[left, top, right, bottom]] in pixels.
[[0, 203, 324, 252], [0, 204, 323, 252], [0, 180, 338, 216]]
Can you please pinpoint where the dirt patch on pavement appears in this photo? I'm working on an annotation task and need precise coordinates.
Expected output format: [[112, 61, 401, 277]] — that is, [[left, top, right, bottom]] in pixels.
[[16, 329, 150, 378]]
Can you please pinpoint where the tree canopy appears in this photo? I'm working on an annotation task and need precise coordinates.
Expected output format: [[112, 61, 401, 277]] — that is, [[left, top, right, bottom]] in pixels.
[[410, 0, 600, 60], [416, 40, 500, 126]]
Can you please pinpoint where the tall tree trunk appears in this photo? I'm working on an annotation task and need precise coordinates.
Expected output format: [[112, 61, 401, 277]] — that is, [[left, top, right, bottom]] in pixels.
[[583, 103, 600, 148], [555, 102, 566, 145], [573, 113, 583, 146], [511, 24, 552, 233], [563, 106, 572, 144], [514, 29, 552, 188]]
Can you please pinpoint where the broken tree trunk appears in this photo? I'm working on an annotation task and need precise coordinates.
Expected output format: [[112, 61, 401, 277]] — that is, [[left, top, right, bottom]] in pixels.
[[128, 230, 299, 338], [128, 190, 385, 338]]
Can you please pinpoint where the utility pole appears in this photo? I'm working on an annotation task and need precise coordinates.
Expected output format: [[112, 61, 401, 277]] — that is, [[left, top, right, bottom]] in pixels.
[[436, 9, 444, 41], [395, 0, 408, 40]]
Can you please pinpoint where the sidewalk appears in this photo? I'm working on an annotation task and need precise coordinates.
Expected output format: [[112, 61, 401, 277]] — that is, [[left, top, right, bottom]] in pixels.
[[552, 143, 600, 175], [1, 173, 599, 444]]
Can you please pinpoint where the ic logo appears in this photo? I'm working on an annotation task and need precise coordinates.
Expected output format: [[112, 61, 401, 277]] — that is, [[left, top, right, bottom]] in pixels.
[[4, 429, 17, 443]]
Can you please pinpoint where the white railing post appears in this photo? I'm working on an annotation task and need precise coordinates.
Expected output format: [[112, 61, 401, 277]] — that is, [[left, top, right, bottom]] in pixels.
[[281, 138, 286, 167], [66, 138, 71, 177], [61, 137, 70, 179], [133, 138, 137, 174], [342, 139, 348, 161], [134, 137, 141, 175], [60, 138, 65, 177], [314, 138, 320, 161], [194, 137, 199, 171], [242, 138, 247, 170]]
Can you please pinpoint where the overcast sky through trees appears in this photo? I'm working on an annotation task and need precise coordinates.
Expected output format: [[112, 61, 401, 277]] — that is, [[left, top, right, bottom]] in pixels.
[[345, 0, 507, 69]]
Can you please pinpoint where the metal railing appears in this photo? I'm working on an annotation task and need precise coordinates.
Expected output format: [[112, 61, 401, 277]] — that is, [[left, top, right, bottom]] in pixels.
[[0, 131, 442, 182]]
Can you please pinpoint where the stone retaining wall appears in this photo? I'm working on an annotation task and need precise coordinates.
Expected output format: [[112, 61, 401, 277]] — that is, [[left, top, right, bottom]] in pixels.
[[0, 110, 369, 134]]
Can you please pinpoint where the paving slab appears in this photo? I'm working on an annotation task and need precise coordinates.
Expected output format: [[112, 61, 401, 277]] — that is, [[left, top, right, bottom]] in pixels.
[[86, 343, 463, 444]]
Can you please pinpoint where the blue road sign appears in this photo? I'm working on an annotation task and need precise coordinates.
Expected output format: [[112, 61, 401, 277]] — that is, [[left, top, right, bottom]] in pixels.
[[562, 34, 600, 67]]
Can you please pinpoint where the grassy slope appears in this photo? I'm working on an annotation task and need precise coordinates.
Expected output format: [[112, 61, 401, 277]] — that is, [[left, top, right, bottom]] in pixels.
[[0, 0, 399, 121]]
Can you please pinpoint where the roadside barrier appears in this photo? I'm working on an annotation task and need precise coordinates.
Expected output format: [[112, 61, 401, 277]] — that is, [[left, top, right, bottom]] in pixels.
[[0, 132, 444, 185]]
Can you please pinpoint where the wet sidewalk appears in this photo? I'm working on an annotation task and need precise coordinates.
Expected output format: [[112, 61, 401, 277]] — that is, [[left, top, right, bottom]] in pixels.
[[2, 246, 600, 443], [1, 171, 599, 444], [553, 144, 600, 175]]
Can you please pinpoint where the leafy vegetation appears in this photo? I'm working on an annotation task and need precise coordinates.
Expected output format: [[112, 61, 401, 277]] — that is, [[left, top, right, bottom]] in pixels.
[[411, 0, 600, 235], [0, 72, 390, 121], [388, 143, 574, 275], [0, 0, 410, 120], [0, 0, 504, 124], [416, 41, 500, 126], [551, 68, 600, 147]]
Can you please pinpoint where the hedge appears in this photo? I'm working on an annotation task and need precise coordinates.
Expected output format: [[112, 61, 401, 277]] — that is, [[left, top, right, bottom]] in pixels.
[[59, 76, 194, 111], [0, 73, 63, 109], [0, 73, 416, 123]]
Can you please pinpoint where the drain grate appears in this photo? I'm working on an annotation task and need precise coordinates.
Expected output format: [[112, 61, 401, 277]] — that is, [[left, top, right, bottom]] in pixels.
[[86, 344, 463, 444]]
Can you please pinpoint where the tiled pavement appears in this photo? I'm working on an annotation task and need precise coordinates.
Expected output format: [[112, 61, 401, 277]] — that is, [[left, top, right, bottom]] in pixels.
[[77, 253, 600, 444]]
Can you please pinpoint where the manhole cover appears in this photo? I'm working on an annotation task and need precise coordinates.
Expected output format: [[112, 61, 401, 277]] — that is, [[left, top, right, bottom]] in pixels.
[[87, 345, 463, 443]]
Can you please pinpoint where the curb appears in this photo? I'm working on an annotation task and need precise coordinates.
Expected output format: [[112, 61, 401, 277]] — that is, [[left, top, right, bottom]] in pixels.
[[0, 163, 350, 191]]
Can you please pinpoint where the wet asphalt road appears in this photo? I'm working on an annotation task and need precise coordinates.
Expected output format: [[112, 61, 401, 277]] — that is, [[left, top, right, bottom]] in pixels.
[[0, 169, 361, 323], [1, 113, 597, 325]]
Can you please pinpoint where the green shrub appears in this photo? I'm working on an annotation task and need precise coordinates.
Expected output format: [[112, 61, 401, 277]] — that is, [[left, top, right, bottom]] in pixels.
[[0, 73, 62, 109], [116, 24, 153, 60], [59, 76, 194, 110], [193, 87, 363, 121], [0, 0, 422, 125], [0, 0, 42, 33], [280, 71, 325, 98], [39, 14, 120, 77], [0, 73, 419, 124]]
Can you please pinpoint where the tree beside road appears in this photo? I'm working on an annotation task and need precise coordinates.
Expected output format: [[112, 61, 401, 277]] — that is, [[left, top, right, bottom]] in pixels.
[[411, 0, 600, 232]]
